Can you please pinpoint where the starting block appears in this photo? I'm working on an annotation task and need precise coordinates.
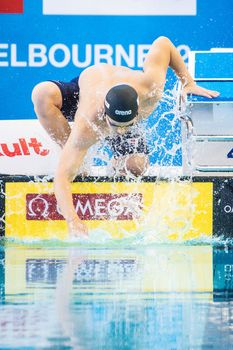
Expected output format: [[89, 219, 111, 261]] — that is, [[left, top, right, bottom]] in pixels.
[[182, 50, 233, 174]]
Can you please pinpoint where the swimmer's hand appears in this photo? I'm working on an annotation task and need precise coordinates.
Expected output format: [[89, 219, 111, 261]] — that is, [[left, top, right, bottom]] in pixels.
[[182, 82, 220, 101], [67, 216, 88, 237]]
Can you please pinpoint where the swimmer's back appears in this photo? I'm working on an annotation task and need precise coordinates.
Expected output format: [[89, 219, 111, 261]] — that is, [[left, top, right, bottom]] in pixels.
[[79, 64, 157, 103]]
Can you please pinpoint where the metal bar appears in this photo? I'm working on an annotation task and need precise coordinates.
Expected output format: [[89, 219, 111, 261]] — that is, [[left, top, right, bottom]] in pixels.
[[195, 136, 233, 141], [196, 166, 233, 172]]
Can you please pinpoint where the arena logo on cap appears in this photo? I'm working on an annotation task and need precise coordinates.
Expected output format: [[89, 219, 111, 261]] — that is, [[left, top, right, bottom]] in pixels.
[[43, 0, 196, 16], [26, 193, 143, 220], [115, 110, 132, 116]]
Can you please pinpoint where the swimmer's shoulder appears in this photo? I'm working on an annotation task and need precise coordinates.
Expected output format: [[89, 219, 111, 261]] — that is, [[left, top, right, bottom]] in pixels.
[[78, 64, 113, 92], [79, 63, 161, 98], [80, 64, 138, 82], [80, 64, 114, 78]]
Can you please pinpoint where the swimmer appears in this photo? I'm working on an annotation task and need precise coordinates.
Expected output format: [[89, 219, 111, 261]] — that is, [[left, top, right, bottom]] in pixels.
[[32, 36, 219, 237]]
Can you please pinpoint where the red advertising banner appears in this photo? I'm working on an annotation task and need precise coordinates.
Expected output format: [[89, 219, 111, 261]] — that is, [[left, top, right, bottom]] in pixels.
[[26, 193, 143, 221], [0, 138, 49, 157], [0, 0, 24, 14]]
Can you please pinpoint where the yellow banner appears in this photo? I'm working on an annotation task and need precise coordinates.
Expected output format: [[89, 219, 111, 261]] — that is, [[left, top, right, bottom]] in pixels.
[[5, 181, 213, 240]]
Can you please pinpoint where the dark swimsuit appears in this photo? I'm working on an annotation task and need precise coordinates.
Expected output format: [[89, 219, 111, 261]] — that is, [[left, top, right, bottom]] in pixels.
[[50, 77, 148, 159], [49, 77, 80, 121]]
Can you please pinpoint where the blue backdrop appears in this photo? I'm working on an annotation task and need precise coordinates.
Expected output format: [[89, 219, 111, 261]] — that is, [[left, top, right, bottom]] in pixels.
[[1, 0, 232, 120], [0, 0, 232, 165]]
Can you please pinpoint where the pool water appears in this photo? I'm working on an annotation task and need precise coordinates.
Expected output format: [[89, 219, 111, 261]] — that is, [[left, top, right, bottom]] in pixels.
[[0, 242, 233, 350]]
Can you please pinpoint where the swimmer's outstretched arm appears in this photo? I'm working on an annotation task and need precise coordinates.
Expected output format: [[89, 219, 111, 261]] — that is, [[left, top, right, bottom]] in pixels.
[[54, 118, 97, 237], [143, 36, 219, 99]]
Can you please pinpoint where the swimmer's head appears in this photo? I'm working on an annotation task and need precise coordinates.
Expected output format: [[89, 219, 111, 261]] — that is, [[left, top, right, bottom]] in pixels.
[[104, 84, 139, 127]]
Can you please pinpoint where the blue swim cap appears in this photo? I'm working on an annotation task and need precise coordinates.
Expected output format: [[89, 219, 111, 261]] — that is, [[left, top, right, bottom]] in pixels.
[[104, 84, 139, 125]]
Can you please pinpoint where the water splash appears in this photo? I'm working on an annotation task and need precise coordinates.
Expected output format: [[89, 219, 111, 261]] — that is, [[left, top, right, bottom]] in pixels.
[[2, 229, 233, 250], [0, 83, 220, 246]]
